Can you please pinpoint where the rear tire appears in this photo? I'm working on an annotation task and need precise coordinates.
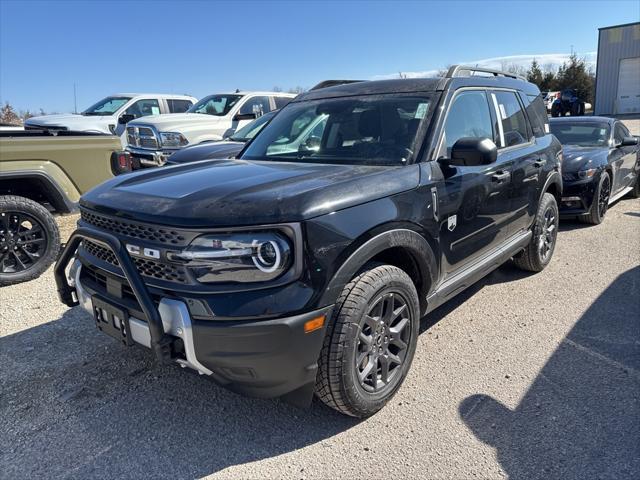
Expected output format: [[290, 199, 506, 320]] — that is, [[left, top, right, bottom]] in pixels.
[[628, 174, 640, 198], [0, 195, 60, 286], [579, 172, 610, 225], [570, 102, 581, 116], [512, 192, 559, 272], [315, 263, 420, 417]]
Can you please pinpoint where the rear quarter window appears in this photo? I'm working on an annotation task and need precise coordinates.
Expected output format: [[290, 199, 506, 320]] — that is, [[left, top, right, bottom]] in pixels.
[[522, 93, 549, 138], [168, 99, 194, 113]]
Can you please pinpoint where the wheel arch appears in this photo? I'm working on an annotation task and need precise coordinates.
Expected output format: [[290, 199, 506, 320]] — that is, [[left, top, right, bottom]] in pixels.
[[541, 170, 562, 204], [320, 228, 438, 315], [0, 171, 75, 213]]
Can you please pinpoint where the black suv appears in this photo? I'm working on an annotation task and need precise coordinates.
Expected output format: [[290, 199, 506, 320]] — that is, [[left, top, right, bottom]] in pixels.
[[55, 66, 562, 418]]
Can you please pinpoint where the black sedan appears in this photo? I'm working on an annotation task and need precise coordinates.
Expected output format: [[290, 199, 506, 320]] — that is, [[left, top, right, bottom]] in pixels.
[[550, 116, 639, 224], [165, 110, 276, 165]]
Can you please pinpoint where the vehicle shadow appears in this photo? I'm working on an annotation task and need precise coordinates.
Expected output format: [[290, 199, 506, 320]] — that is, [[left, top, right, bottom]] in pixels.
[[458, 266, 640, 479], [0, 308, 359, 479]]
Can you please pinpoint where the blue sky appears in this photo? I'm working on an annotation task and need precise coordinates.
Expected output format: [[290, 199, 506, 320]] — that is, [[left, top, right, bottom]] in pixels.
[[1, 0, 637, 113]]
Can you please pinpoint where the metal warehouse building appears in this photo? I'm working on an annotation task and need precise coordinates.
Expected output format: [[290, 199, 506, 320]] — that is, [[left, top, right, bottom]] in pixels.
[[594, 22, 640, 115]]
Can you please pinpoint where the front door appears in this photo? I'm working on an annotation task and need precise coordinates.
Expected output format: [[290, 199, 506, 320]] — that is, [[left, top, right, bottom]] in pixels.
[[433, 89, 514, 277]]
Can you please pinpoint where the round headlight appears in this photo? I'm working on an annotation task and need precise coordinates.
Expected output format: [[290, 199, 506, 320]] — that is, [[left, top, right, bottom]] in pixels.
[[253, 240, 281, 272]]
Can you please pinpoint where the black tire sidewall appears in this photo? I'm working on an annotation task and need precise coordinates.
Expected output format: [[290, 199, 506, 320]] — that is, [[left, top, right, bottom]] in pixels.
[[533, 193, 559, 269], [338, 267, 419, 416], [0, 196, 61, 286], [593, 172, 610, 223]]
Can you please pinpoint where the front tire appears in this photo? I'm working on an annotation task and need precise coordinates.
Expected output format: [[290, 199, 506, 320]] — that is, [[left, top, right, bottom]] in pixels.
[[579, 171, 611, 225], [0, 195, 60, 286], [512, 192, 559, 272], [315, 264, 420, 417]]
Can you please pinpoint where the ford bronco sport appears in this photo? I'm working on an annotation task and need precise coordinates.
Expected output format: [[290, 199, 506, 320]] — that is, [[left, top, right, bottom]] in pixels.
[[55, 66, 562, 417]]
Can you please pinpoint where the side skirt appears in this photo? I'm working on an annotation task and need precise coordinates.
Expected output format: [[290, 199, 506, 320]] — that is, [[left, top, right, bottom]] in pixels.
[[425, 230, 532, 314]]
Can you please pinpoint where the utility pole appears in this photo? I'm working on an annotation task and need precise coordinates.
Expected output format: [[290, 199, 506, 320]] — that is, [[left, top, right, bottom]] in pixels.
[[73, 83, 77, 113]]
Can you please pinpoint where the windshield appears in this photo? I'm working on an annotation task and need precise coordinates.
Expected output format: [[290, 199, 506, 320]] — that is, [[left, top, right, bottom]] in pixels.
[[550, 122, 610, 147], [229, 111, 276, 142], [187, 94, 243, 116], [241, 94, 434, 166], [82, 96, 132, 116]]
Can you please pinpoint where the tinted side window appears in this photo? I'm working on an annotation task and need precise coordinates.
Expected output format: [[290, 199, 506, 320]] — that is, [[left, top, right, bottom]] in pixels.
[[523, 93, 548, 138], [491, 91, 530, 148], [614, 123, 627, 143], [274, 96, 293, 109], [441, 90, 493, 157], [167, 99, 193, 113], [239, 96, 271, 116], [124, 99, 161, 119]]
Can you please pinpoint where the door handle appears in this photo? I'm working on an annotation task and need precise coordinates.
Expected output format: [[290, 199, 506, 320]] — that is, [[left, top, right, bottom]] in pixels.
[[491, 171, 511, 183], [533, 159, 547, 168]]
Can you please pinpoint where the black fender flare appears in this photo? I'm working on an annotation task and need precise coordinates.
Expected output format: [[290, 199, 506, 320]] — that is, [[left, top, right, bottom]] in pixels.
[[0, 170, 75, 213], [540, 170, 562, 204], [319, 228, 438, 310]]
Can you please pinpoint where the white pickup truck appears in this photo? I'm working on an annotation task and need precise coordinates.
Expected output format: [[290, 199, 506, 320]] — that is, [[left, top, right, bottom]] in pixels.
[[125, 91, 295, 166], [24, 93, 197, 140]]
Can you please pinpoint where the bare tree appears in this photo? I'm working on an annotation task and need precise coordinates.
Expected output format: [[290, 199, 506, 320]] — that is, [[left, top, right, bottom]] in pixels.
[[0, 102, 21, 125]]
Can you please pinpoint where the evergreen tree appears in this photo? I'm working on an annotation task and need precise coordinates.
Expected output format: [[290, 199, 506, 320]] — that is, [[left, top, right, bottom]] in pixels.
[[555, 53, 595, 103], [526, 59, 544, 88]]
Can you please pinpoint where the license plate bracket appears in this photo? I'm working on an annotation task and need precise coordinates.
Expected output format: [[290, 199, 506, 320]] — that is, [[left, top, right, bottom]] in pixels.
[[91, 296, 135, 346]]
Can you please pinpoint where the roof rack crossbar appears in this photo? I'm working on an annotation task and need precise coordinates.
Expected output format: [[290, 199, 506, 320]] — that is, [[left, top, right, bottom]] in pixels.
[[446, 65, 526, 81]]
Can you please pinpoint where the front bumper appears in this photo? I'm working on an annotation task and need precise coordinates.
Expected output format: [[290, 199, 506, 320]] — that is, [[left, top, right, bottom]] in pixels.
[[126, 146, 174, 168], [55, 227, 332, 402], [559, 177, 597, 215]]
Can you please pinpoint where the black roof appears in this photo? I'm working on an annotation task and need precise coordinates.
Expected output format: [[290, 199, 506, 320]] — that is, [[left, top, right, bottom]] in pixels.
[[295, 73, 539, 102]]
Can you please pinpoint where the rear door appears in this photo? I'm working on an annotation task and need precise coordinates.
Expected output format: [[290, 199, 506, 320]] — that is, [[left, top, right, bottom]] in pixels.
[[489, 89, 548, 236], [435, 89, 515, 276]]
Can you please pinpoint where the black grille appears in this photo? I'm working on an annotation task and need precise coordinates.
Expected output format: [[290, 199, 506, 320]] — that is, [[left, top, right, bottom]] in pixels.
[[82, 240, 187, 283], [80, 210, 188, 245]]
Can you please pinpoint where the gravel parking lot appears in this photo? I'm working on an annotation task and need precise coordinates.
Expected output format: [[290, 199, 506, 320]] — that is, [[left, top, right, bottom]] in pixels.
[[1, 122, 639, 479]]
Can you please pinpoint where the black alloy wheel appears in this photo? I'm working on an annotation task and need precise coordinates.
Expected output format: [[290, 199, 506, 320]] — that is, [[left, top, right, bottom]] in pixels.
[[0, 196, 60, 286], [355, 292, 412, 393], [537, 205, 557, 264]]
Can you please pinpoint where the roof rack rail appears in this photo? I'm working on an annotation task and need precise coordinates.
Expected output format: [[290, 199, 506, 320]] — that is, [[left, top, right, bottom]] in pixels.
[[446, 65, 526, 81], [310, 80, 365, 91]]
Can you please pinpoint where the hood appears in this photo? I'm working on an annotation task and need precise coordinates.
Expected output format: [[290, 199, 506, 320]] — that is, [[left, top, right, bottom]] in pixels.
[[561, 145, 609, 173], [80, 160, 419, 227], [129, 113, 222, 131], [24, 114, 112, 132], [166, 141, 244, 164]]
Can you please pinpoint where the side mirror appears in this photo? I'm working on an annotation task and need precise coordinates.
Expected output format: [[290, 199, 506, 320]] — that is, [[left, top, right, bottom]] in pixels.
[[234, 113, 257, 121], [118, 114, 135, 125], [446, 138, 498, 167], [619, 136, 639, 147]]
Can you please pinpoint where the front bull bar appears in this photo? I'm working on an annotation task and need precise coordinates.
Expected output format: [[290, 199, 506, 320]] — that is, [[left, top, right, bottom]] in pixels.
[[54, 226, 173, 364]]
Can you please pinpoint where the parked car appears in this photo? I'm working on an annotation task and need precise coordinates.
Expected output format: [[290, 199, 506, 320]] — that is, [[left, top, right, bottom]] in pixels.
[[165, 110, 277, 165], [24, 94, 197, 139], [55, 66, 562, 418], [0, 130, 132, 286], [551, 89, 587, 117], [550, 116, 640, 224], [125, 91, 296, 167]]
